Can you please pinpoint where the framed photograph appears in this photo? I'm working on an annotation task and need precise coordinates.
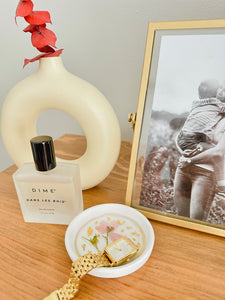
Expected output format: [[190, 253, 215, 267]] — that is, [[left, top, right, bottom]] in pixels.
[[126, 19, 225, 237]]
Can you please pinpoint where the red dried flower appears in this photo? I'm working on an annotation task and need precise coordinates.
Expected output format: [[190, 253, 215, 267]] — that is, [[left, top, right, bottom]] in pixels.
[[16, 0, 63, 67], [23, 24, 37, 33], [16, 0, 33, 18], [24, 11, 52, 25], [31, 25, 57, 48], [37, 46, 55, 53], [23, 49, 63, 68]]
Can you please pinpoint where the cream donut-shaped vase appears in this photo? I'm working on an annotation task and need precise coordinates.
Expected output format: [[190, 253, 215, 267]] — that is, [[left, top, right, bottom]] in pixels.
[[1, 57, 121, 190]]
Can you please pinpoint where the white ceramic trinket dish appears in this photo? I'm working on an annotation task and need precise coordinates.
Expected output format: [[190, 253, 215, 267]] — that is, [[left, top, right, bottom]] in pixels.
[[65, 203, 155, 278]]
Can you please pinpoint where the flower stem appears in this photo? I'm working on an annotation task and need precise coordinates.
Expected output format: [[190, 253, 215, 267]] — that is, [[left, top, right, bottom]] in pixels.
[[83, 235, 100, 253]]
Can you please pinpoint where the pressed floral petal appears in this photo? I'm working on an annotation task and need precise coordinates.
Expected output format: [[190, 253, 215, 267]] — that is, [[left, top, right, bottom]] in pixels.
[[109, 232, 122, 242], [87, 227, 93, 236], [31, 26, 57, 48], [117, 220, 125, 225], [110, 221, 120, 229], [25, 11, 52, 25], [95, 221, 108, 234], [16, 0, 34, 18]]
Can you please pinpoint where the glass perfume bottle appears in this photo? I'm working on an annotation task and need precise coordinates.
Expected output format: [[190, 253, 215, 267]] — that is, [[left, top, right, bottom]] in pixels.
[[13, 136, 83, 224]]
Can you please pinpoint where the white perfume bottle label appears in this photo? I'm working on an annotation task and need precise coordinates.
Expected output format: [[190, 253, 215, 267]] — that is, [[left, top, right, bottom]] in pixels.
[[17, 181, 80, 224]]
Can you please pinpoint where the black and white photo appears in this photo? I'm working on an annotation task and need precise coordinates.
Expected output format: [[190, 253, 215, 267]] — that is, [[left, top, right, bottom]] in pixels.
[[126, 20, 225, 237]]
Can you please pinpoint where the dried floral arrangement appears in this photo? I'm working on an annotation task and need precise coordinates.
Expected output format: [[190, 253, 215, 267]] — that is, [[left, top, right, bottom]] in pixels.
[[83, 219, 123, 252], [15, 0, 63, 67], [74, 215, 144, 258]]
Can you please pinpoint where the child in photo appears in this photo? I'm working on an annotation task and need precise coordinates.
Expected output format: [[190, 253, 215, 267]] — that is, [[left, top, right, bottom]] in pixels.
[[174, 79, 225, 221], [176, 79, 225, 185]]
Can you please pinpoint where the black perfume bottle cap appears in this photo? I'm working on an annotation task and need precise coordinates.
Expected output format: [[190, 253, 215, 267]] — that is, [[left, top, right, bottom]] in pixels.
[[30, 136, 56, 171]]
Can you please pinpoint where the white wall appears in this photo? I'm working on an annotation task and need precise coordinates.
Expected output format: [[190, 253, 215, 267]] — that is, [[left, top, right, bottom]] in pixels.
[[1, 0, 225, 171]]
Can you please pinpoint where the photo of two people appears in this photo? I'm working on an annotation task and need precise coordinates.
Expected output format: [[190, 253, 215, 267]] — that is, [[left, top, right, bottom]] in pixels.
[[138, 32, 225, 227]]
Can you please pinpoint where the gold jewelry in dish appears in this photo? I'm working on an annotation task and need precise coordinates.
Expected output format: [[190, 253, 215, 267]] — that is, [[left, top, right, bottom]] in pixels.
[[44, 237, 139, 300]]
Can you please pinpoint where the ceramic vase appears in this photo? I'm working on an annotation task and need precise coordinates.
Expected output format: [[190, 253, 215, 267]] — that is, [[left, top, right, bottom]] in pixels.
[[1, 57, 121, 189]]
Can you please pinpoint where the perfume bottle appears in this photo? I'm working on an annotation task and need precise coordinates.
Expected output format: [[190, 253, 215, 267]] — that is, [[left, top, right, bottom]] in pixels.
[[13, 136, 83, 224]]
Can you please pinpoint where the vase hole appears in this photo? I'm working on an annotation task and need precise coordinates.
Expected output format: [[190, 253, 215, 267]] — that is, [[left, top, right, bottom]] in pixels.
[[37, 109, 87, 159]]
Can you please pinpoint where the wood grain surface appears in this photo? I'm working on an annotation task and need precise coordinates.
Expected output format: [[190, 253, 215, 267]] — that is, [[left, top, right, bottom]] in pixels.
[[0, 134, 224, 300]]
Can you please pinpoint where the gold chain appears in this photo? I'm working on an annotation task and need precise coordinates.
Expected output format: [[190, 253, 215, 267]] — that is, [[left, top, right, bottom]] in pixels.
[[44, 252, 112, 300]]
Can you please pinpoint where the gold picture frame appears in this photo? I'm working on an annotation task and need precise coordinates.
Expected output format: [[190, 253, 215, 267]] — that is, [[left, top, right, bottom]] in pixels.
[[126, 19, 225, 237]]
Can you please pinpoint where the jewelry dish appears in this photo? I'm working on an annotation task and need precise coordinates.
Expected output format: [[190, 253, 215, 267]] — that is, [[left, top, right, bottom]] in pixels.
[[65, 203, 155, 278]]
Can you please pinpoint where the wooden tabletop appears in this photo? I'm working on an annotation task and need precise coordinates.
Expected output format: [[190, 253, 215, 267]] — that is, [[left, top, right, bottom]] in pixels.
[[0, 134, 225, 300]]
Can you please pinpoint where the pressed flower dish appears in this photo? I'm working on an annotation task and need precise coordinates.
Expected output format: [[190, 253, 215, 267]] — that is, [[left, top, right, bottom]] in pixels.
[[65, 203, 155, 278]]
